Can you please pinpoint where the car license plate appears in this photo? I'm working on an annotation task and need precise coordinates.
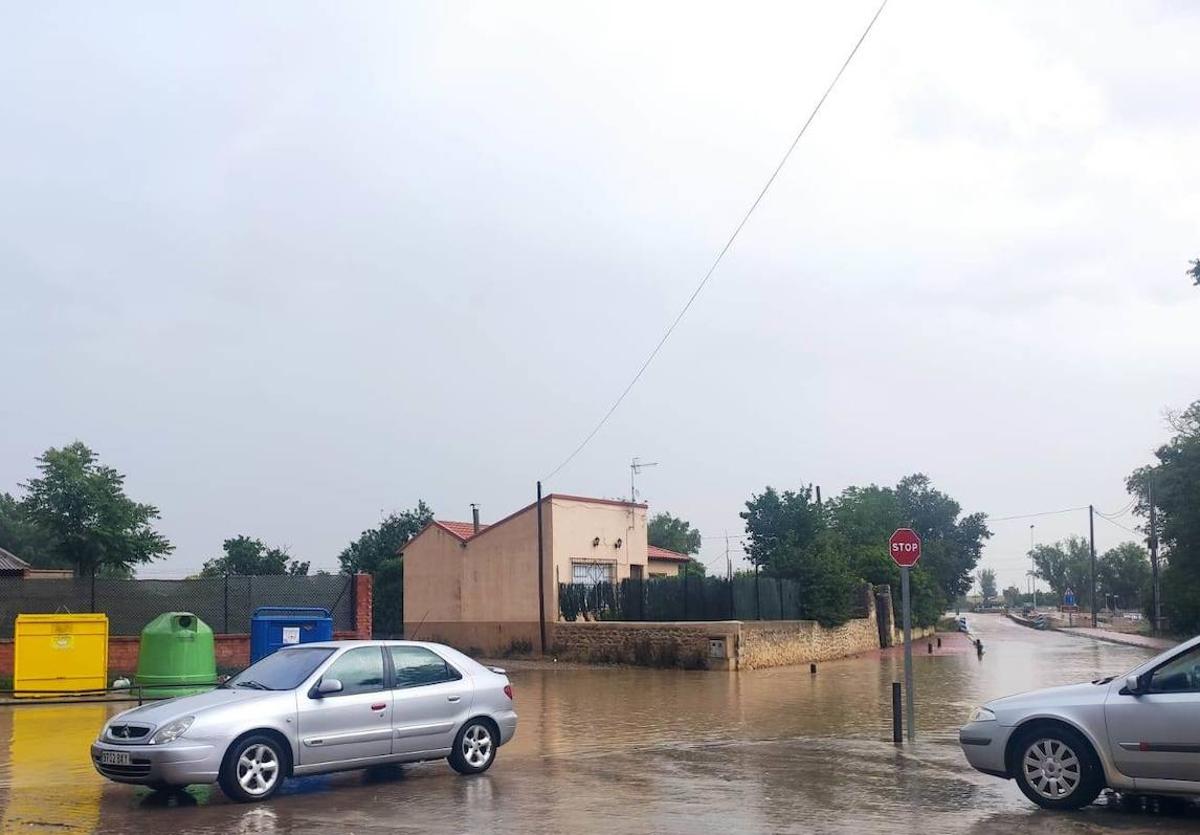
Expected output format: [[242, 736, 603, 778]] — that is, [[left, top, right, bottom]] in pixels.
[[101, 751, 131, 766]]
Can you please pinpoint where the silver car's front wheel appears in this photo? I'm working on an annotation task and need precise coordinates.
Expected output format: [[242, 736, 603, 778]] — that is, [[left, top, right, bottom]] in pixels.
[[1010, 725, 1103, 811], [1022, 738, 1081, 800], [219, 735, 287, 803], [237, 744, 280, 797], [449, 720, 497, 775]]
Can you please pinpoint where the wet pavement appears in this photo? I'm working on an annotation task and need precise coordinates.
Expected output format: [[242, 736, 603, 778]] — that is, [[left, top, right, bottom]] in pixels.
[[1, 614, 1196, 834]]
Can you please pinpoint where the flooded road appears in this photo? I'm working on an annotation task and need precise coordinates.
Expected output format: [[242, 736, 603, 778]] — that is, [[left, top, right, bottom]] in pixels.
[[1, 614, 1194, 834]]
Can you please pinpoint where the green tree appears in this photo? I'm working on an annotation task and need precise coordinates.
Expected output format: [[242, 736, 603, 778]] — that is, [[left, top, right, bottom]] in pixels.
[[648, 512, 702, 556], [339, 502, 434, 574], [1097, 542, 1150, 608], [740, 486, 824, 571], [22, 442, 172, 576], [977, 568, 997, 603], [1002, 585, 1022, 607], [895, 474, 991, 603], [681, 558, 707, 577], [824, 477, 990, 626], [200, 535, 309, 577], [339, 502, 434, 639], [1189, 258, 1199, 287], [1127, 401, 1200, 631], [0, 492, 60, 567], [1031, 537, 1092, 608]]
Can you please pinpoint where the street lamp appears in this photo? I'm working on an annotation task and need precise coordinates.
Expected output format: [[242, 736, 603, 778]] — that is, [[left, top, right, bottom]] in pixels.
[[1029, 524, 1037, 609]]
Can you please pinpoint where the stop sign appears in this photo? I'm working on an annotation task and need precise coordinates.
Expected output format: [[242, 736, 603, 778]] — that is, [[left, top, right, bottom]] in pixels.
[[889, 528, 922, 568]]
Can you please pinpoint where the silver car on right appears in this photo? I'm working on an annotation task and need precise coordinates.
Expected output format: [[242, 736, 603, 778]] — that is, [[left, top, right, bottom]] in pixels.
[[961, 633, 1200, 810]]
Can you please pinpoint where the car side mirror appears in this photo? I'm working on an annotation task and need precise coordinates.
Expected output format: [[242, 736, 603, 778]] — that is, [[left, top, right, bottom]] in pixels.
[[316, 678, 343, 696], [1123, 674, 1143, 696]]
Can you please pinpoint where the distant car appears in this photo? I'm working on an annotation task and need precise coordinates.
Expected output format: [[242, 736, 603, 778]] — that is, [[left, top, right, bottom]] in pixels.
[[960, 635, 1200, 810], [91, 640, 517, 802], [956, 616, 969, 633]]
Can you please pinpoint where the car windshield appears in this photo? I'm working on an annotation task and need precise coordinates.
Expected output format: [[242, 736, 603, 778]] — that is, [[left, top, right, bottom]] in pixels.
[[226, 647, 335, 691]]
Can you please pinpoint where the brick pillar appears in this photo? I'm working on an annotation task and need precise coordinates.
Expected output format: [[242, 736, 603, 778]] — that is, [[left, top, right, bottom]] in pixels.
[[354, 573, 373, 639]]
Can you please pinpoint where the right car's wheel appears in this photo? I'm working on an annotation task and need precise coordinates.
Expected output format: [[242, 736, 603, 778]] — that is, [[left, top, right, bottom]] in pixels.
[[1011, 725, 1104, 810], [219, 735, 286, 802], [449, 719, 497, 775]]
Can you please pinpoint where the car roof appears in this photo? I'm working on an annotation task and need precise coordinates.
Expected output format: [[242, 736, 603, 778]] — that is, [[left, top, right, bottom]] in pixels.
[[283, 639, 448, 650]]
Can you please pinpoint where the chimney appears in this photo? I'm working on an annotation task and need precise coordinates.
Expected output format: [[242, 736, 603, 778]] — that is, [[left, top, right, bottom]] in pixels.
[[470, 503, 480, 534]]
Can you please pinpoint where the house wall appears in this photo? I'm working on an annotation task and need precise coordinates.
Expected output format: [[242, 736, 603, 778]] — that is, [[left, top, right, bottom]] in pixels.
[[404, 509, 546, 654], [548, 497, 647, 613], [402, 497, 650, 656], [647, 559, 683, 577]]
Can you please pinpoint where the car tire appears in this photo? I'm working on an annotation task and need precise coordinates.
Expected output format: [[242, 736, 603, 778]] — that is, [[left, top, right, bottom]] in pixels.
[[448, 719, 497, 775], [1011, 725, 1104, 810], [219, 734, 287, 803]]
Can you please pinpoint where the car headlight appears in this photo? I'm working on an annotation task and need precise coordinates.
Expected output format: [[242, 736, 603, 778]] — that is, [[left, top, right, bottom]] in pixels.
[[967, 706, 996, 723], [151, 716, 195, 744]]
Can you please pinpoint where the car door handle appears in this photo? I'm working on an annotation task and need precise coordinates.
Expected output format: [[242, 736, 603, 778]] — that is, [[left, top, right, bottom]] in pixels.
[[447, 696, 461, 703], [371, 703, 387, 711]]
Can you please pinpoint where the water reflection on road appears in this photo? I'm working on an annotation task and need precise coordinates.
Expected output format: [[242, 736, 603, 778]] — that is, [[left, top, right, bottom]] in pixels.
[[0, 615, 1194, 833]]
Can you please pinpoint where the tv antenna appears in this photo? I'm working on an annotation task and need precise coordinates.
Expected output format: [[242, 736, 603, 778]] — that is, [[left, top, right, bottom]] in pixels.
[[630, 457, 658, 504]]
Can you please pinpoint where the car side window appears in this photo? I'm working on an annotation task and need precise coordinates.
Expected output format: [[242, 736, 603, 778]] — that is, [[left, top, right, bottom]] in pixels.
[[1148, 646, 1200, 694], [321, 647, 385, 696], [390, 646, 462, 689]]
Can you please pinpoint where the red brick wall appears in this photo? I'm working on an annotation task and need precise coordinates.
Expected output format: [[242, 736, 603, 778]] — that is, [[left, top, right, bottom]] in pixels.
[[1, 574, 374, 680]]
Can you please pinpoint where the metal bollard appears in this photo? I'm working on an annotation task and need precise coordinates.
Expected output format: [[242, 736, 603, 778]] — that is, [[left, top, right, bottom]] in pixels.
[[937, 637, 942, 648], [927, 642, 933, 654], [892, 682, 902, 744], [810, 663, 817, 674]]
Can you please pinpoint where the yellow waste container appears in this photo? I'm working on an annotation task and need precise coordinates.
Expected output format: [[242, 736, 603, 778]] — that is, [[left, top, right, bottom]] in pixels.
[[13, 613, 109, 695]]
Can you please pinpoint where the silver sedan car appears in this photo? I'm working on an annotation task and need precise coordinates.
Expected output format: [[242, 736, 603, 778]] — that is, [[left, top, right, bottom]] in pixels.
[[961, 634, 1200, 810], [91, 640, 518, 802]]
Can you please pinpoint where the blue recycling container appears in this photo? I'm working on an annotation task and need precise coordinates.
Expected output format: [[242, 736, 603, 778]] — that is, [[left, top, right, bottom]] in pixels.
[[249, 607, 334, 663]]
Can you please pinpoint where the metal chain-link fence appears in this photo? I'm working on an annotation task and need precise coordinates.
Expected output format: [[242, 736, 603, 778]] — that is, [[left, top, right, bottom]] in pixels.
[[0, 574, 355, 638]]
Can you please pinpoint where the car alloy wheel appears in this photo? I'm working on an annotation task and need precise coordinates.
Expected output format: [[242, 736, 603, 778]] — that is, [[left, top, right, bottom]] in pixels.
[[1022, 738, 1081, 800], [461, 724, 493, 769], [236, 743, 280, 797]]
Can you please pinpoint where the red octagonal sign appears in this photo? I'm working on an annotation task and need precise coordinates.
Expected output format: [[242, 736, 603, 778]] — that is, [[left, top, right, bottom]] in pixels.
[[889, 528, 922, 568]]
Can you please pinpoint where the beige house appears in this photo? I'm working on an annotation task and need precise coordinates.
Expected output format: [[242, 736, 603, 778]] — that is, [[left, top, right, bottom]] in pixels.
[[402, 493, 690, 653]]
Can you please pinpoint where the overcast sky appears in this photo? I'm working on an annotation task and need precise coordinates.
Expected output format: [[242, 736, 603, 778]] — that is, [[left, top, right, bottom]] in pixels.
[[2, 1, 1197, 590]]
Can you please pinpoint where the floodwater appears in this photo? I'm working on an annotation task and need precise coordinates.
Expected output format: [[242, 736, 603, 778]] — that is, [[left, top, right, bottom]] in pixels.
[[0, 614, 1195, 834]]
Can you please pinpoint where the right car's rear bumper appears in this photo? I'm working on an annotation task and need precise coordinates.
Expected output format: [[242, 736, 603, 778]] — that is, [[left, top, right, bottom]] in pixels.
[[959, 723, 1011, 778], [495, 710, 518, 745]]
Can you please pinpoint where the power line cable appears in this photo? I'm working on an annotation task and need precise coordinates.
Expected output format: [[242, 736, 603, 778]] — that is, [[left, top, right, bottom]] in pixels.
[[988, 506, 1089, 523], [1093, 513, 1141, 536], [541, 0, 891, 483]]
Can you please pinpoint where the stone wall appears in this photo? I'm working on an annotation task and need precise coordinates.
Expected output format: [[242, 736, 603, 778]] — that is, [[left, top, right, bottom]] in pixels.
[[552, 621, 739, 670], [738, 613, 882, 670]]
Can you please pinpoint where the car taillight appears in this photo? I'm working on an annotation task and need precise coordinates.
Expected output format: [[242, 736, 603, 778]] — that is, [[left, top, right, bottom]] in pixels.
[[503, 684, 513, 700]]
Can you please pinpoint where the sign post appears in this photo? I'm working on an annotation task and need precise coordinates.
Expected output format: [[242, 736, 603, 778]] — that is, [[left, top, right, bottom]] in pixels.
[[889, 527, 922, 742]]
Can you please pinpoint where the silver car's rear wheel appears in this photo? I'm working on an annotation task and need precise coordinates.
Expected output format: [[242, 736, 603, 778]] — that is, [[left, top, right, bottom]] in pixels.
[[1022, 738, 1081, 799], [449, 720, 497, 775]]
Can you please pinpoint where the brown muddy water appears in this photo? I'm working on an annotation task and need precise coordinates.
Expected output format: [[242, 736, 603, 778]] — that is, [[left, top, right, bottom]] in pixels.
[[0, 614, 1194, 834]]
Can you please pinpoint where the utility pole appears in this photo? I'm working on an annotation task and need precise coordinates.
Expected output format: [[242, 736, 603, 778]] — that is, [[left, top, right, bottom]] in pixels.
[[536, 481, 546, 655], [1149, 477, 1161, 633], [1088, 505, 1097, 628]]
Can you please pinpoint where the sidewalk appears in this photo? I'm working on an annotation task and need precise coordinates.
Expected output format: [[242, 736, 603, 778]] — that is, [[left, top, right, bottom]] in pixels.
[[1054, 626, 1176, 651]]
